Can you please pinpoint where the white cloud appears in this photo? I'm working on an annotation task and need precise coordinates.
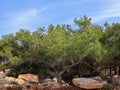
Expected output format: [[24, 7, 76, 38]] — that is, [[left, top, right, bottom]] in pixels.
[[91, 1, 120, 23], [3, 7, 47, 32], [12, 9, 38, 26], [13, 8, 46, 26], [71, 0, 97, 5], [39, 7, 47, 12]]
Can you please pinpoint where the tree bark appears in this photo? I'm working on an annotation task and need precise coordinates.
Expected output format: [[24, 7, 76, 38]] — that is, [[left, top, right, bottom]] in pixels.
[[118, 65, 120, 75], [48, 64, 62, 83], [110, 67, 112, 76], [114, 66, 117, 75], [40, 59, 82, 83], [59, 59, 82, 76]]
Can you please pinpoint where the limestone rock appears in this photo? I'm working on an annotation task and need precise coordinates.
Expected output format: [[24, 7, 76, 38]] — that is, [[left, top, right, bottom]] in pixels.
[[0, 72, 6, 79], [112, 75, 120, 86], [52, 77, 58, 83], [43, 78, 52, 83], [15, 78, 26, 85], [18, 73, 38, 83], [92, 76, 103, 82], [38, 77, 61, 88], [73, 78, 103, 89], [4, 77, 16, 83]]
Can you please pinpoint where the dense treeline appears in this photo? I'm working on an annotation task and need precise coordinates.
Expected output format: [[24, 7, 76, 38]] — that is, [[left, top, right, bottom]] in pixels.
[[0, 16, 120, 83]]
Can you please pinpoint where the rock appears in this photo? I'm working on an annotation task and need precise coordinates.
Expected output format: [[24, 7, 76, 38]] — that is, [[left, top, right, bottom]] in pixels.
[[52, 77, 61, 88], [72, 78, 103, 89], [15, 74, 38, 88], [38, 82, 52, 88], [4, 77, 16, 83], [51, 81, 61, 88], [112, 75, 120, 86], [0, 72, 6, 79], [38, 77, 61, 88], [15, 78, 26, 85], [113, 75, 118, 78], [61, 83, 69, 87], [92, 76, 103, 82], [114, 86, 120, 90], [52, 77, 58, 83], [102, 81, 107, 85], [0, 69, 10, 77], [18, 73, 38, 83], [4, 69, 11, 75], [15, 78, 35, 88], [43, 78, 52, 83]]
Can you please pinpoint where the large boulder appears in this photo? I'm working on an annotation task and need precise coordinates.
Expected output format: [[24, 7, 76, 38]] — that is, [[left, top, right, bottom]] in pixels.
[[14, 73, 38, 88], [73, 78, 103, 89], [92, 76, 103, 82], [18, 73, 38, 83]]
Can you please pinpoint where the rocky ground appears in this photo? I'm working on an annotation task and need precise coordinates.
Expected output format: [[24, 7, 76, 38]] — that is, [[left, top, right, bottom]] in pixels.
[[0, 69, 120, 90]]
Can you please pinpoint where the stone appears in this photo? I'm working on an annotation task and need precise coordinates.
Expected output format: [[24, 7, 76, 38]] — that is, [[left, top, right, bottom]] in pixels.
[[112, 75, 120, 86], [4, 69, 11, 75], [43, 78, 52, 83], [61, 83, 69, 87], [72, 78, 103, 89], [0, 72, 6, 79], [18, 73, 38, 83], [15, 74, 38, 88], [92, 76, 103, 82], [38, 77, 61, 89], [114, 86, 120, 90], [52, 77, 58, 83], [51, 81, 61, 88], [4, 77, 16, 83], [15, 78, 26, 85], [15, 78, 34, 88]]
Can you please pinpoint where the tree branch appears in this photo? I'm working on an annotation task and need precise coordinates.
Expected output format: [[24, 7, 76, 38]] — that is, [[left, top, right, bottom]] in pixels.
[[59, 59, 82, 75]]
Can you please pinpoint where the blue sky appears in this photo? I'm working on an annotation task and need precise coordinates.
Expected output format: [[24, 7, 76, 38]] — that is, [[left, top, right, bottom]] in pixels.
[[0, 0, 120, 37]]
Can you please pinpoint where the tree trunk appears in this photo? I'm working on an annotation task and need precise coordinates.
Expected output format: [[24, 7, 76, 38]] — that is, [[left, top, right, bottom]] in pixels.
[[118, 65, 120, 75], [59, 59, 82, 75], [114, 66, 117, 75], [56, 72, 62, 84], [49, 59, 82, 84], [110, 67, 112, 76], [51, 66, 63, 83]]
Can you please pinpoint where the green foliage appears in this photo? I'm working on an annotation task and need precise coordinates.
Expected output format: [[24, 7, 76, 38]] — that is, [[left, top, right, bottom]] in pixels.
[[0, 16, 120, 83], [101, 22, 120, 63], [74, 15, 91, 28], [0, 64, 7, 71], [10, 56, 22, 66]]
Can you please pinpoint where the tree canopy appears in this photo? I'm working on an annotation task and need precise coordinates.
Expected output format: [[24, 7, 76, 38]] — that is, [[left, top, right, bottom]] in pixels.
[[0, 16, 120, 83]]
